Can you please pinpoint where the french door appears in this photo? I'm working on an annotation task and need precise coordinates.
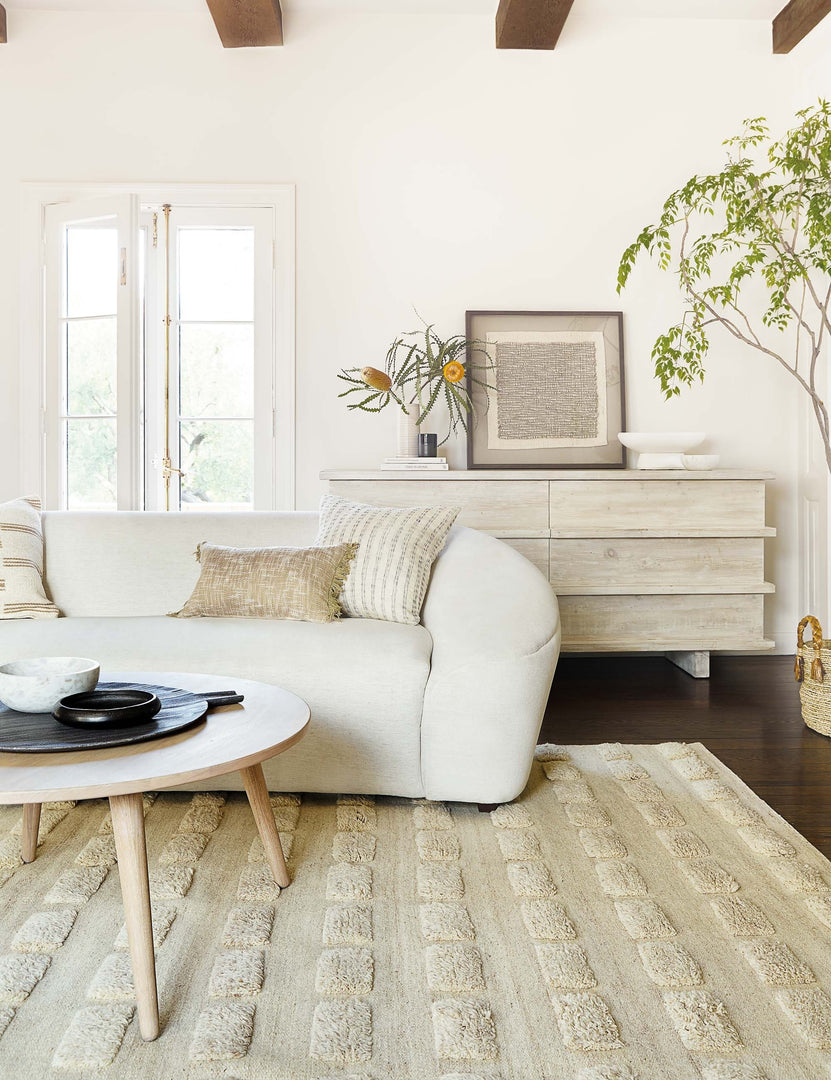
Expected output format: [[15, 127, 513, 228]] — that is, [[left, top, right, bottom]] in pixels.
[[43, 196, 277, 511], [44, 195, 141, 511]]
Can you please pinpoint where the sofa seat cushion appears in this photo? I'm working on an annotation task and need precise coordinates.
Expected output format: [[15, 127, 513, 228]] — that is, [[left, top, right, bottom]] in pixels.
[[0, 615, 432, 797]]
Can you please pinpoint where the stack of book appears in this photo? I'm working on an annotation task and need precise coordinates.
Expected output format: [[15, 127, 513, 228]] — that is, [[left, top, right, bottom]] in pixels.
[[380, 457, 449, 472]]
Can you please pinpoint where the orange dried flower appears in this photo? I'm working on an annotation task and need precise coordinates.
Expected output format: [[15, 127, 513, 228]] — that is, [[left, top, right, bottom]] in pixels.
[[443, 360, 465, 384]]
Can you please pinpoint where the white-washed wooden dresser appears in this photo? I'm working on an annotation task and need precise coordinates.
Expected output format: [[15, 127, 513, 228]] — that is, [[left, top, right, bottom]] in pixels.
[[321, 470, 776, 678]]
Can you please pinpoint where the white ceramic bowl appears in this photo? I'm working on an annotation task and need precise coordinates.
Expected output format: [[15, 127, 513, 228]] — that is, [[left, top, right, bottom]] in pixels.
[[618, 431, 706, 454], [682, 454, 720, 471], [0, 657, 100, 714]]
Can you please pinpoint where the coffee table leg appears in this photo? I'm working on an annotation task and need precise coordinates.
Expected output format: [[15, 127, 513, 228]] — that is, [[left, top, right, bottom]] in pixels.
[[109, 793, 160, 1041], [241, 763, 291, 888], [21, 803, 41, 863]]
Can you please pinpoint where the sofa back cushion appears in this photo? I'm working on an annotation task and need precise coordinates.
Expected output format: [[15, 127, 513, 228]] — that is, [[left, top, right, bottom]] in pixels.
[[41, 512, 320, 617]]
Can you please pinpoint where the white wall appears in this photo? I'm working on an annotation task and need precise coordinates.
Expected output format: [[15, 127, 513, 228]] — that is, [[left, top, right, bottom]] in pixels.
[[0, 7, 827, 647], [791, 16, 831, 629]]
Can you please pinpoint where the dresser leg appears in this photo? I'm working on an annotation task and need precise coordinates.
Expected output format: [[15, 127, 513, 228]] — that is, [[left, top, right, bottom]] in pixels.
[[109, 793, 159, 1041], [241, 763, 291, 888], [665, 650, 710, 679], [21, 803, 41, 863]]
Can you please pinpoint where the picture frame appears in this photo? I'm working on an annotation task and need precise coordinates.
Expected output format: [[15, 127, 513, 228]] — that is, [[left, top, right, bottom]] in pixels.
[[465, 310, 626, 470]]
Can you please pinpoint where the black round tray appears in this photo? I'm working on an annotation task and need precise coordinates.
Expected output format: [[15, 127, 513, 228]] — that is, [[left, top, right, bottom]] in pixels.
[[0, 682, 211, 753]]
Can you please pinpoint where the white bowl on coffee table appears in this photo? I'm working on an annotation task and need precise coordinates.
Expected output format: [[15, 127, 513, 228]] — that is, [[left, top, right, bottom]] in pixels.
[[0, 657, 100, 714]]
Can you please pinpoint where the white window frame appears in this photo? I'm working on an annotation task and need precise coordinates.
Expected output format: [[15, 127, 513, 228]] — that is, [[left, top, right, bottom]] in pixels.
[[143, 204, 276, 512], [20, 182, 296, 511], [43, 194, 141, 511]]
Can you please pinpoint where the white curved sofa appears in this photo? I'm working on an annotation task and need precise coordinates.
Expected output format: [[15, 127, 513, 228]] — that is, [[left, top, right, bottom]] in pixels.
[[0, 512, 561, 804]]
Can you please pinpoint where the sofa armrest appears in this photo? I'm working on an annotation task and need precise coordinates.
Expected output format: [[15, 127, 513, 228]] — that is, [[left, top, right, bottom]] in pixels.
[[419, 526, 561, 803]]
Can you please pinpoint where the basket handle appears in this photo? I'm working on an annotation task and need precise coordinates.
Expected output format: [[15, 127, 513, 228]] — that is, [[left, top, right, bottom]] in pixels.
[[797, 615, 825, 683]]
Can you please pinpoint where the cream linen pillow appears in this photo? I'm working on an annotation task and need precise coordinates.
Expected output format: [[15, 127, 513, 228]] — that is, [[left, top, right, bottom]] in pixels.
[[314, 494, 459, 624], [171, 542, 358, 623], [0, 496, 60, 619]]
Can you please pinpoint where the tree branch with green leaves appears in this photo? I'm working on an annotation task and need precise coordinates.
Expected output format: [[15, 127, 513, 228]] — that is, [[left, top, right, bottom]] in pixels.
[[617, 101, 831, 474]]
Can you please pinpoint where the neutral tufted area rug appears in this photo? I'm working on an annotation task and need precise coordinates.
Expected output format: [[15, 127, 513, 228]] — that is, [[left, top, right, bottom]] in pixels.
[[0, 743, 830, 1079]]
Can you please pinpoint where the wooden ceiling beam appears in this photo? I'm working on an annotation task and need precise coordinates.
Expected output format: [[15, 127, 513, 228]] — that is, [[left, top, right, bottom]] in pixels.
[[773, 0, 831, 52], [495, 0, 575, 50], [0, 5, 7, 45], [205, 0, 283, 48]]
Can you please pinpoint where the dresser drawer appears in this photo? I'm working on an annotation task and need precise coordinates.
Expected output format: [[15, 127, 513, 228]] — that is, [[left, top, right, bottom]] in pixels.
[[549, 537, 765, 589], [549, 480, 767, 531], [327, 480, 549, 533], [558, 593, 767, 649], [324, 470, 775, 663]]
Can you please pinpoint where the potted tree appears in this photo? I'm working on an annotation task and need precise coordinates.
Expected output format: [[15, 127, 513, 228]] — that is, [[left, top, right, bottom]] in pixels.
[[617, 101, 831, 730]]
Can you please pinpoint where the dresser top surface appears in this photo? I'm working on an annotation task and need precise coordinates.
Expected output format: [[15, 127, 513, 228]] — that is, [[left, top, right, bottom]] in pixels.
[[321, 469, 775, 481]]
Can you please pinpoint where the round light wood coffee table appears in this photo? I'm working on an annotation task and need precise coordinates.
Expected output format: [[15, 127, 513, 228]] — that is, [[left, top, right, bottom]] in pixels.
[[0, 671, 310, 1042]]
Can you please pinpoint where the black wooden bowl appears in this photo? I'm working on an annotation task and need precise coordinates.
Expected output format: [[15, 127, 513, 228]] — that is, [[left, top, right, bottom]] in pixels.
[[53, 689, 162, 729]]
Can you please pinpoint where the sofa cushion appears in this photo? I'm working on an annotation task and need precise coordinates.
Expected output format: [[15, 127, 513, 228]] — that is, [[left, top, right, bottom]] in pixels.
[[41, 512, 320, 617], [314, 495, 459, 625], [0, 497, 59, 620], [0, 614, 432, 797], [173, 542, 358, 623]]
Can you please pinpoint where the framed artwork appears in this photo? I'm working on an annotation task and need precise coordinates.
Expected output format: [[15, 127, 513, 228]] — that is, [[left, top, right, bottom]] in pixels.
[[465, 310, 626, 469]]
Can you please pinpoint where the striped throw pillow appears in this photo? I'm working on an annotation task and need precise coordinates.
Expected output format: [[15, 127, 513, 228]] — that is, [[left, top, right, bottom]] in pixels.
[[314, 494, 459, 624], [0, 497, 60, 619]]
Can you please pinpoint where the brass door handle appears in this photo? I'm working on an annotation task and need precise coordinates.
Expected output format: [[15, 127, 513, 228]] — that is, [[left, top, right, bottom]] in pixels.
[[161, 456, 185, 482]]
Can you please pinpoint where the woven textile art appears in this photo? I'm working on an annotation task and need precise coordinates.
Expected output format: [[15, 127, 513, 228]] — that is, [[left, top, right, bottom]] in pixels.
[[0, 745, 829, 1078], [486, 331, 607, 450]]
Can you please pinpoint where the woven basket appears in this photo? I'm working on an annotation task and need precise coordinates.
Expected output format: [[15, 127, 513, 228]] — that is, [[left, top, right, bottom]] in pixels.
[[796, 615, 831, 736]]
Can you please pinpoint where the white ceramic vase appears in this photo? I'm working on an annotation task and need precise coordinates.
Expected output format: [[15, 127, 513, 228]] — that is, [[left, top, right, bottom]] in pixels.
[[396, 405, 420, 458]]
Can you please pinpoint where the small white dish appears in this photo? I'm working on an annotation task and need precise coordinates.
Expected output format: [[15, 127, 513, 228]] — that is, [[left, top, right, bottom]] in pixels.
[[618, 431, 706, 454], [0, 657, 100, 714], [682, 454, 720, 471]]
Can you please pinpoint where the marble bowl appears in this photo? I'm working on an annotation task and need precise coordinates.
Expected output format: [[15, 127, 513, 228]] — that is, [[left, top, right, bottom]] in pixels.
[[682, 454, 720, 471], [0, 657, 100, 714]]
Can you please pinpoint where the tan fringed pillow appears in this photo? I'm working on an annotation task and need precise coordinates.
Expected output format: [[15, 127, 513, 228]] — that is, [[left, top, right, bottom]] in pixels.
[[0, 496, 60, 619], [171, 542, 358, 623]]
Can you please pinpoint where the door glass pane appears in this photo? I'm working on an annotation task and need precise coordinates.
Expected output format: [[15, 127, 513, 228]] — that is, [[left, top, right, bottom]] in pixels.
[[178, 228, 254, 321], [179, 324, 254, 418], [66, 226, 118, 318], [137, 225, 147, 507], [66, 317, 117, 415], [66, 419, 117, 510], [179, 420, 253, 511]]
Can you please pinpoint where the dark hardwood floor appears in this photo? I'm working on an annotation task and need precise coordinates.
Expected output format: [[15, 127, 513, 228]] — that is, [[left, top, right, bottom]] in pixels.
[[540, 655, 831, 857]]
